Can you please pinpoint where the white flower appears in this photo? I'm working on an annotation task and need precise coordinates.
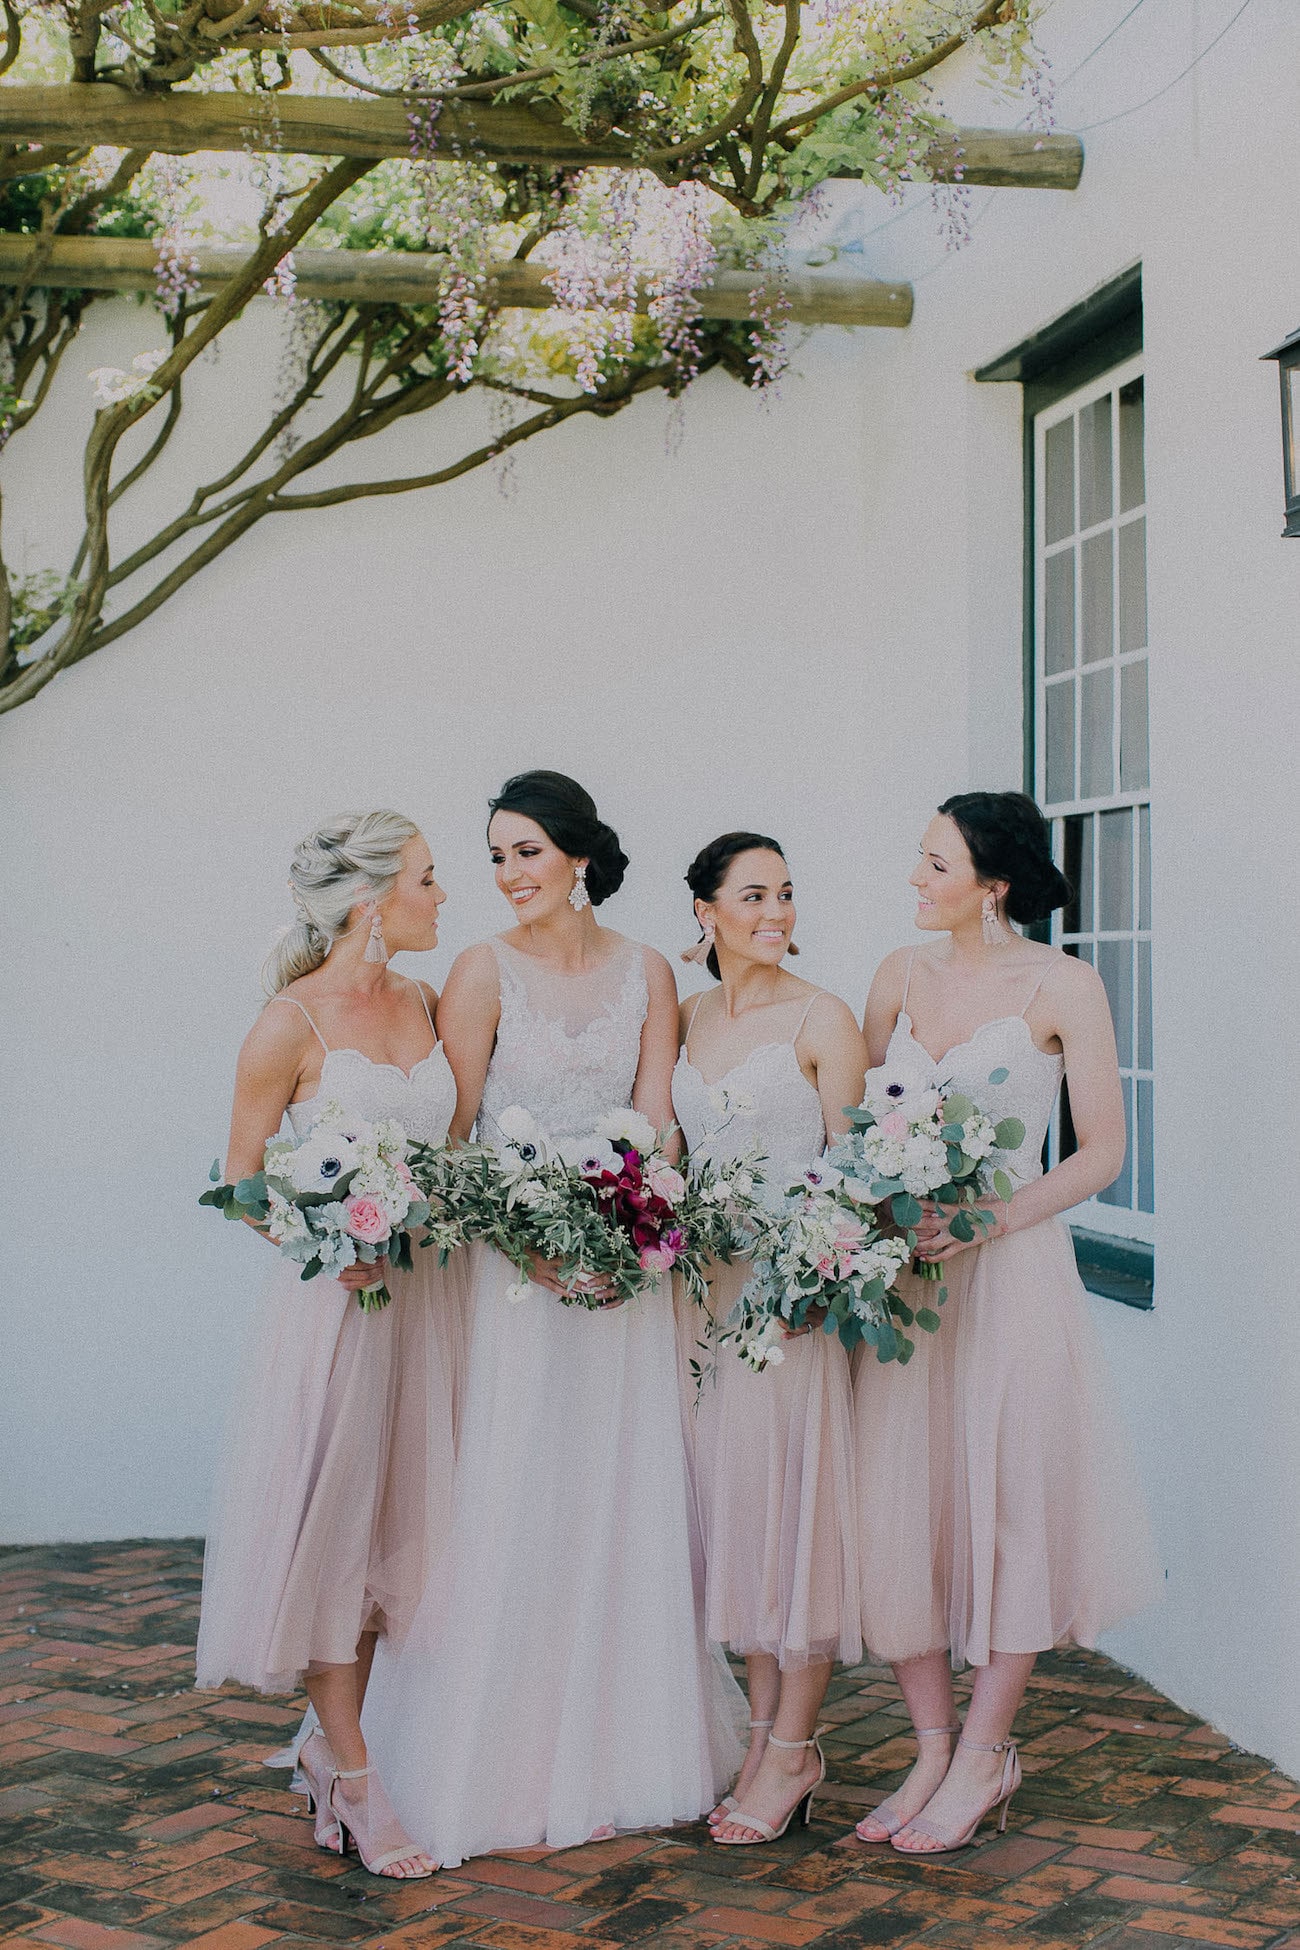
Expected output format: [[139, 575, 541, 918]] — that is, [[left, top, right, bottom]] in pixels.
[[505, 1279, 532, 1304], [861, 1074, 941, 1121], [88, 349, 167, 406], [595, 1108, 658, 1154], [555, 1135, 621, 1178], [290, 1131, 360, 1194], [513, 1178, 550, 1210], [800, 1161, 842, 1193], [265, 1189, 310, 1245], [495, 1105, 553, 1167], [730, 1169, 756, 1202]]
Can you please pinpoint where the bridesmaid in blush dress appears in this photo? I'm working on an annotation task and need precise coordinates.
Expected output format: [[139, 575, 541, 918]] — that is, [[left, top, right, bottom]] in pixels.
[[196, 811, 464, 1881], [362, 772, 745, 1868], [672, 833, 867, 1848], [852, 792, 1158, 1857]]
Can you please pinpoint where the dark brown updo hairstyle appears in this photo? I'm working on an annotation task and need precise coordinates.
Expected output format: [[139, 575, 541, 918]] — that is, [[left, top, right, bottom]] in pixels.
[[488, 770, 628, 905], [684, 830, 789, 980], [938, 791, 1072, 925]]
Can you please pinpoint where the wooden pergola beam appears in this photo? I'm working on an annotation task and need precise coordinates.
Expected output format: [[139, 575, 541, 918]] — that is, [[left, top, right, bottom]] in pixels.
[[0, 233, 914, 326], [0, 85, 1084, 187]]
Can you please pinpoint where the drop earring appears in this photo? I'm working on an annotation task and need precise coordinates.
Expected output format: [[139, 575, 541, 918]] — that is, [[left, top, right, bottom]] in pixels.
[[569, 864, 590, 914], [364, 902, 389, 963], [681, 924, 715, 965], [981, 898, 1008, 947]]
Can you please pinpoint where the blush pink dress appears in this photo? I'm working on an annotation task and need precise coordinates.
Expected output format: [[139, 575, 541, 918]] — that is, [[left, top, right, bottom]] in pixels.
[[853, 954, 1159, 1668], [672, 990, 861, 1671], [195, 982, 464, 1695]]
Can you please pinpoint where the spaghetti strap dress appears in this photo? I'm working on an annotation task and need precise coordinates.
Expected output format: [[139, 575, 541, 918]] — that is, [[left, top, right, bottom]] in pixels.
[[853, 953, 1159, 1669], [362, 936, 746, 1866], [672, 990, 861, 1670], [195, 981, 465, 1695]]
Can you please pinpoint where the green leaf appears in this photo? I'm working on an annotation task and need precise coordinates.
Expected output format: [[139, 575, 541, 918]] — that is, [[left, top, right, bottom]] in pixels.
[[992, 1169, 1015, 1202], [915, 1307, 941, 1333], [988, 1067, 1010, 1085], [895, 1336, 915, 1365], [893, 1299, 914, 1327], [993, 1117, 1026, 1150], [891, 1192, 922, 1227], [948, 1212, 975, 1243], [208, 1159, 222, 1183], [942, 1092, 974, 1123]]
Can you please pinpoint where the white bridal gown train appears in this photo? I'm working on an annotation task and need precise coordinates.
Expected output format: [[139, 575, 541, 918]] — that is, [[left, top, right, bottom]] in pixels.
[[362, 934, 745, 1866]]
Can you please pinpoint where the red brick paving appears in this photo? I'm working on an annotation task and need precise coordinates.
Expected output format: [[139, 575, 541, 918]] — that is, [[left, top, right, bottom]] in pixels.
[[0, 1543, 1297, 1949]]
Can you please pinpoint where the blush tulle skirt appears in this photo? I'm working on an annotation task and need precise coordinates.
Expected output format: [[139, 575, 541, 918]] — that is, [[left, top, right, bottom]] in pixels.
[[361, 1243, 746, 1867], [681, 1261, 862, 1670], [195, 1244, 466, 1695], [853, 1216, 1159, 1669]]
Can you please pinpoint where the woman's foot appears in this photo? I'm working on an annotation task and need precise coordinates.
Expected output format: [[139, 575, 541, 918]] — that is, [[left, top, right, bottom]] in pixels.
[[855, 1723, 958, 1843], [329, 1765, 438, 1878], [713, 1733, 823, 1845], [892, 1736, 1020, 1855], [709, 1720, 772, 1827]]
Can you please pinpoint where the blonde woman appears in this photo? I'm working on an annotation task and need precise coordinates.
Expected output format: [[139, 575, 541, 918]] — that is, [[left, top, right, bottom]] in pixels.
[[196, 811, 463, 1880]]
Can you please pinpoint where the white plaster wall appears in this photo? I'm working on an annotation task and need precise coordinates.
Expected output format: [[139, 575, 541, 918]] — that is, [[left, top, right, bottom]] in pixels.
[[2, 0, 1297, 1778]]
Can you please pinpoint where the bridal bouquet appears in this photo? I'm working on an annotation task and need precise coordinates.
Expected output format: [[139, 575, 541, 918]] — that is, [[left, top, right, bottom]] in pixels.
[[413, 1106, 698, 1309], [721, 1161, 914, 1369], [202, 1102, 460, 1311], [828, 1071, 1026, 1292]]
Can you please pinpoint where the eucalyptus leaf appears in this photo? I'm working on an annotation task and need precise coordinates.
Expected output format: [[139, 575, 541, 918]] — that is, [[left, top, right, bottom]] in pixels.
[[891, 1192, 923, 1227], [988, 1067, 1010, 1085], [949, 1212, 975, 1243], [992, 1169, 1015, 1202], [993, 1117, 1026, 1150], [915, 1307, 941, 1333]]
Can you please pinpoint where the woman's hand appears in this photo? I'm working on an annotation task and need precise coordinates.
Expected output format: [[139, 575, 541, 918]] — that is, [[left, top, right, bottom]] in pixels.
[[782, 1304, 826, 1340], [525, 1251, 622, 1307], [338, 1256, 390, 1293], [912, 1199, 1009, 1264]]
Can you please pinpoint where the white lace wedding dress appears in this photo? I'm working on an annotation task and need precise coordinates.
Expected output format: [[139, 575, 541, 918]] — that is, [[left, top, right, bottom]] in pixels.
[[362, 935, 745, 1866]]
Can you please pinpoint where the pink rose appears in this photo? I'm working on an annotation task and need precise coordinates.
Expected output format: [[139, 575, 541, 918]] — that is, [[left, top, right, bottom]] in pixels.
[[395, 1161, 415, 1186], [343, 1195, 390, 1245], [879, 1112, 908, 1138], [645, 1162, 686, 1205], [639, 1241, 679, 1272]]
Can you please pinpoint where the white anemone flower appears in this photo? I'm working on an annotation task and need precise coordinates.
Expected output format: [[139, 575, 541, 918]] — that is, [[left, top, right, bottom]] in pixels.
[[495, 1105, 554, 1168], [556, 1135, 621, 1178], [290, 1131, 361, 1194], [595, 1107, 658, 1155]]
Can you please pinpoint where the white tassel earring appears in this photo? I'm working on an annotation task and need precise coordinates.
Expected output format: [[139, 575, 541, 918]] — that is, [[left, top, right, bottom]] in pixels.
[[681, 924, 715, 965], [981, 897, 1008, 947], [569, 864, 590, 914], [364, 902, 389, 963]]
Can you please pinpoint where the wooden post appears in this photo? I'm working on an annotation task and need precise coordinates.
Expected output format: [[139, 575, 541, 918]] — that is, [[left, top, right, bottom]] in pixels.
[[0, 86, 1083, 187], [0, 233, 914, 326]]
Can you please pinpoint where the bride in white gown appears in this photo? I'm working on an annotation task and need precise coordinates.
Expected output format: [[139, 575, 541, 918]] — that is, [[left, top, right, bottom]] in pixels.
[[363, 771, 745, 1866]]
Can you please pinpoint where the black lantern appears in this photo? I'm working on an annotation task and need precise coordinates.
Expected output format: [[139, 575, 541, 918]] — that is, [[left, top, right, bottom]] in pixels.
[[1261, 327, 1300, 537]]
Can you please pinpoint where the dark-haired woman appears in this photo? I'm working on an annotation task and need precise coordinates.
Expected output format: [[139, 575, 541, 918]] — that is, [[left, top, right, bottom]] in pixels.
[[363, 772, 745, 1866], [674, 833, 867, 1847], [852, 793, 1157, 1857]]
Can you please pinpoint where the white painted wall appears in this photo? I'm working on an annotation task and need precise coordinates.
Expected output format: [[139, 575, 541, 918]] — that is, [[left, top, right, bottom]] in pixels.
[[2, 0, 1297, 1774]]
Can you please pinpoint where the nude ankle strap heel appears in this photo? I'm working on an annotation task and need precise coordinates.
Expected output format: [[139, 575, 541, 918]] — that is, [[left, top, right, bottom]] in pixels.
[[855, 1722, 960, 1843], [713, 1728, 828, 1848], [890, 1733, 1021, 1856], [709, 1720, 775, 1827]]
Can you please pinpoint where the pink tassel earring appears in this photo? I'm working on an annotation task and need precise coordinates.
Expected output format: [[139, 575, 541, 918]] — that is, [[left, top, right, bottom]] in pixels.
[[681, 924, 715, 966], [364, 902, 389, 963], [981, 898, 1008, 947]]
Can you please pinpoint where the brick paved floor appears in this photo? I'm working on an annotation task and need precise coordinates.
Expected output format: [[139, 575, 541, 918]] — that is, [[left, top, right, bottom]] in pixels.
[[1, 1542, 1297, 1950]]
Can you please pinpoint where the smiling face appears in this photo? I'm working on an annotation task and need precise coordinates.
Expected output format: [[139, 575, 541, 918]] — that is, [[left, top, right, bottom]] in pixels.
[[909, 813, 1003, 934], [699, 848, 794, 968], [368, 833, 446, 953], [488, 810, 584, 924]]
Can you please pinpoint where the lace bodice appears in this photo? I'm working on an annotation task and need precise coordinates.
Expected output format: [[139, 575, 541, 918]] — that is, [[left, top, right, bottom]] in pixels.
[[875, 956, 1065, 1187], [477, 935, 649, 1144], [279, 985, 457, 1147], [671, 992, 827, 1189]]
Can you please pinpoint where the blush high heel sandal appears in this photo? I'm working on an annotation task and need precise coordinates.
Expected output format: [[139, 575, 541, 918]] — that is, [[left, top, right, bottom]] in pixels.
[[327, 1763, 438, 1878], [854, 1722, 960, 1843], [712, 1728, 827, 1847], [890, 1735, 1021, 1856], [297, 1727, 342, 1851], [709, 1719, 773, 1828]]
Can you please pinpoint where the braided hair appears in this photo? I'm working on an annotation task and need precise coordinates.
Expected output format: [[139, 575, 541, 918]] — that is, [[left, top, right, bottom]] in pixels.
[[263, 809, 419, 994], [938, 792, 1071, 925]]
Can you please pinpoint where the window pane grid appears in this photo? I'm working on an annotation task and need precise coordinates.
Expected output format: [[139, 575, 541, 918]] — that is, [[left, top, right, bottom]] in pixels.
[[1034, 357, 1153, 1235]]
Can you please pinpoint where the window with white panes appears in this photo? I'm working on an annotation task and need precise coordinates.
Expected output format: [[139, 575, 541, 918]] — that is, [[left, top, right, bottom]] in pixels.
[[1034, 354, 1153, 1241]]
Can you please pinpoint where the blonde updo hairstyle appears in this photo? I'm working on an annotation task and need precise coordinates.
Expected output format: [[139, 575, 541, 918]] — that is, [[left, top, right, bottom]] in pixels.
[[263, 809, 420, 996]]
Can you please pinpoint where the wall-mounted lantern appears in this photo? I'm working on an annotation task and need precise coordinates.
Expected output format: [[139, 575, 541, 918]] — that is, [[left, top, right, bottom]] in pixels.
[[1261, 327, 1300, 537]]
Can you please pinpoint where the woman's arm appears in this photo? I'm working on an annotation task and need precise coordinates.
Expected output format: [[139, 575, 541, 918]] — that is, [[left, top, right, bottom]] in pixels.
[[918, 958, 1127, 1259], [436, 945, 501, 1144], [862, 948, 912, 1067], [633, 947, 682, 1162], [224, 1002, 309, 1183], [803, 993, 869, 1141]]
